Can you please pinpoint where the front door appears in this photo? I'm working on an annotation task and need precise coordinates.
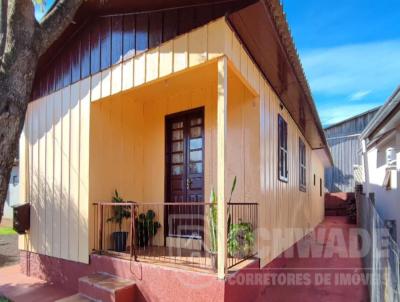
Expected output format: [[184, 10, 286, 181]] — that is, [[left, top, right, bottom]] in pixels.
[[165, 108, 204, 239]]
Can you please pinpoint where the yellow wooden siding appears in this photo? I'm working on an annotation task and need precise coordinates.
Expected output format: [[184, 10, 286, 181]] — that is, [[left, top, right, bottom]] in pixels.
[[20, 83, 91, 264], [221, 20, 326, 266], [20, 17, 326, 267]]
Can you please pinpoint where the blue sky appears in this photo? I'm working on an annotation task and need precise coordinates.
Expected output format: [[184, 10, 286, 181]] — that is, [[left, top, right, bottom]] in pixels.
[[284, 0, 400, 126], [35, 1, 400, 126]]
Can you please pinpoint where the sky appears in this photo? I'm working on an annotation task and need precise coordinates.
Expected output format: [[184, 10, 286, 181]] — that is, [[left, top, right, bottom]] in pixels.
[[283, 0, 400, 127], [34, 1, 400, 127]]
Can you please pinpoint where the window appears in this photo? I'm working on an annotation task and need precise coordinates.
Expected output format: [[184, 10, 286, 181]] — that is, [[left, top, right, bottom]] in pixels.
[[299, 138, 306, 191], [320, 178, 322, 197], [313, 174, 316, 186], [278, 114, 288, 182], [12, 175, 19, 186]]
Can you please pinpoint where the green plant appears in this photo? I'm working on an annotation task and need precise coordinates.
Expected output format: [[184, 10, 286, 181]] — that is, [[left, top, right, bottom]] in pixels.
[[208, 176, 237, 253], [135, 209, 161, 247], [107, 190, 131, 231], [0, 296, 12, 302], [227, 220, 255, 258], [209, 189, 218, 253]]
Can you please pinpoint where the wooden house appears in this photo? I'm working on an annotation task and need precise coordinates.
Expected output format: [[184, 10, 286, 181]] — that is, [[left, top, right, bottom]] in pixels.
[[17, 1, 332, 300]]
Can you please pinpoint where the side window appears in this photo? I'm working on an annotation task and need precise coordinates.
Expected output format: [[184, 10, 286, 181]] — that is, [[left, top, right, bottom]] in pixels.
[[278, 114, 288, 182], [320, 178, 322, 197], [299, 138, 306, 191]]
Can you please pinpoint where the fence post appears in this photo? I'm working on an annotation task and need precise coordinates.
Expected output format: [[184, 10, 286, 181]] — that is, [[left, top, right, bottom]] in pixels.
[[98, 203, 103, 252]]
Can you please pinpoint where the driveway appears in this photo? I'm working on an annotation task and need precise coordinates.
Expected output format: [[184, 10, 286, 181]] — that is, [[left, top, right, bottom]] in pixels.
[[0, 235, 19, 267]]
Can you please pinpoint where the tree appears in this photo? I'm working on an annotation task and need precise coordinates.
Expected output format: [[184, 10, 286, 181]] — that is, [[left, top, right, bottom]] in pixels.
[[0, 0, 83, 222]]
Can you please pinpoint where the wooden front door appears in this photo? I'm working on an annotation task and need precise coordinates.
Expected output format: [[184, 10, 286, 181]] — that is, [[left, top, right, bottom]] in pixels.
[[165, 108, 204, 239]]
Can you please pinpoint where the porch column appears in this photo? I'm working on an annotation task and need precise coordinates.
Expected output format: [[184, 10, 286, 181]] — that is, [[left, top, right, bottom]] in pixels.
[[217, 56, 228, 279]]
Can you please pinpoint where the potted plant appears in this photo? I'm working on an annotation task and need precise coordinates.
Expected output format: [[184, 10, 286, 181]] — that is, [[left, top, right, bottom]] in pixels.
[[227, 220, 255, 258], [107, 190, 131, 252], [135, 209, 161, 247]]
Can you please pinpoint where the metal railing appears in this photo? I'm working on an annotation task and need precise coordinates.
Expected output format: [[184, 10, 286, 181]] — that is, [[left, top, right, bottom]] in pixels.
[[227, 202, 258, 269], [92, 201, 258, 272], [356, 192, 400, 301]]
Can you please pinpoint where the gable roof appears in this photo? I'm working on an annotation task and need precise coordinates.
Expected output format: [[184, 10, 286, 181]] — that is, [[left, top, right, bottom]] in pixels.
[[36, 0, 332, 163]]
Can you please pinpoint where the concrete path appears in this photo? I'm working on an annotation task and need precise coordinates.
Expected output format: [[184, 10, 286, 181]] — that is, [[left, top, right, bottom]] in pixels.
[[0, 235, 19, 267], [0, 265, 74, 302], [256, 216, 369, 302]]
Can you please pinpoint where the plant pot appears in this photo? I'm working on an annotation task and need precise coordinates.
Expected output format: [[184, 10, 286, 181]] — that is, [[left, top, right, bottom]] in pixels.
[[210, 252, 218, 272], [112, 231, 128, 252]]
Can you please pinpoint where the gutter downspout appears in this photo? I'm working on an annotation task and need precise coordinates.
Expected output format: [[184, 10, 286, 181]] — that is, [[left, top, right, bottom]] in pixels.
[[361, 139, 369, 195]]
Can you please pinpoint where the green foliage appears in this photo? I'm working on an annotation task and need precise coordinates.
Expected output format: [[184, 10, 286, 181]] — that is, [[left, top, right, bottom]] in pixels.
[[135, 209, 161, 247], [0, 227, 17, 236], [208, 188, 218, 253], [0, 296, 12, 302], [208, 176, 237, 253], [227, 221, 255, 258], [107, 190, 131, 231]]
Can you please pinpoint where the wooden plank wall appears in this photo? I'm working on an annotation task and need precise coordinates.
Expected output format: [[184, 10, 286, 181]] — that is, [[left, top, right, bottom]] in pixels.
[[221, 22, 326, 266], [20, 18, 326, 267], [31, 2, 250, 100], [20, 79, 91, 264]]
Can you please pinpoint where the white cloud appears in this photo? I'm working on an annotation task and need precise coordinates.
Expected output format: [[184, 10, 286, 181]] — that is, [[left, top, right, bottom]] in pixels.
[[349, 90, 372, 101], [319, 102, 381, 127], [301, 40, 400, 97]]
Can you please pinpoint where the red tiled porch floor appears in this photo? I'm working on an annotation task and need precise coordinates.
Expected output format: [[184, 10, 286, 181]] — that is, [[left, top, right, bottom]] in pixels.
[[253, 216, 369, 302]]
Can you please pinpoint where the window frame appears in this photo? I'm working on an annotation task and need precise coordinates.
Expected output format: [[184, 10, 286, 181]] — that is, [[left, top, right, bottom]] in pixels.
[[299, 138, 306, 192], [278, 114, 288, 182]]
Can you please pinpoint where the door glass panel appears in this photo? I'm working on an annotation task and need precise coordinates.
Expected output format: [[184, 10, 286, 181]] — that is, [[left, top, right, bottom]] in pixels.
[[190, 150, 202, 162], [172, 141, 183, 152], [190, 138, 202, 150], [190, 118, 202, 126], [190, 126, 201, 138], [189, 163, 203, 174], [172, 130, 183, 140], [172, 165, 183, 176], [172, 153, 183, 164], [172, 122, 183, 129]]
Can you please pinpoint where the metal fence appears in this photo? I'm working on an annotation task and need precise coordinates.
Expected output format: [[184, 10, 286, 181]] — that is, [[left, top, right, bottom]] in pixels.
[[356, 192, 400, 302]]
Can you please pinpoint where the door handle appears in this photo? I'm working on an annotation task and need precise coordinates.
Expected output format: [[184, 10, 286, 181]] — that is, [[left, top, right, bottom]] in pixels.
[[186, 178, 192, 190]]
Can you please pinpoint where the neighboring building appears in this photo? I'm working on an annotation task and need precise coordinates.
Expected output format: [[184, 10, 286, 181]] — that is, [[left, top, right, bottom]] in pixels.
[[2, 163, 19, 224], [361, 86, 400, 244], [17, 1, 331, 300], [324, 108, 379, 192]]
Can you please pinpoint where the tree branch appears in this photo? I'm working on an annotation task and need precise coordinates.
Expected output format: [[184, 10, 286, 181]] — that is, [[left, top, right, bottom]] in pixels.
[[0, 0, 8, 57], [37, 0, 83, 56]]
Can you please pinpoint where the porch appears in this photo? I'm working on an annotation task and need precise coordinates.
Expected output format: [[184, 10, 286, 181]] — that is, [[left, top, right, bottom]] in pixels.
[[88, 58, 260, 277], [91, 201, 258, 274]]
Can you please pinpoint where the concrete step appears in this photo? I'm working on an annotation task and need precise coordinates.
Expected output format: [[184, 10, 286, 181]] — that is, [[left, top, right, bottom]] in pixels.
[[55, 294, 95, 302], [79, 273, 136, 302]]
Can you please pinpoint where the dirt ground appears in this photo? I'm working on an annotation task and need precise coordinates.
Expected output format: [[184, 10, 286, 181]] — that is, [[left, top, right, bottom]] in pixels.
[[0, 235, 19, 267]]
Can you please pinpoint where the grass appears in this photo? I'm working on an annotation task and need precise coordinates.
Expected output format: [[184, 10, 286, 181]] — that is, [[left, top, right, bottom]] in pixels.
[[0, 296, 12, 302], [0, 227, 16, 235]]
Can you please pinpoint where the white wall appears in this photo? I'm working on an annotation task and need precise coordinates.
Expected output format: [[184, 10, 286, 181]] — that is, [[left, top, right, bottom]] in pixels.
[[365, 131, 400, 243]]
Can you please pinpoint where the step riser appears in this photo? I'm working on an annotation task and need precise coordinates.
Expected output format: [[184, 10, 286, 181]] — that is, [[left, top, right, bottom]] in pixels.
[[79, 274, 136, 302]]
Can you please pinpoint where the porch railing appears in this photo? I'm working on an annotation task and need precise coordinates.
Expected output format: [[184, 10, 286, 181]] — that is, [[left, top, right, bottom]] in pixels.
[[92, 201, 258, 273]]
